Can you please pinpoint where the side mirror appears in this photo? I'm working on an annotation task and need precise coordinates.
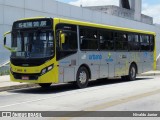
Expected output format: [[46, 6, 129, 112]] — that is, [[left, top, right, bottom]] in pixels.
[[4, 37, 6, 45], [3, 31, 16, 52], [60, 33, 65, 44]]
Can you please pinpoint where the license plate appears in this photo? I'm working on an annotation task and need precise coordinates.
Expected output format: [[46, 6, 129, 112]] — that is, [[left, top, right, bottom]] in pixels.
[[22, 76, 29, 80]]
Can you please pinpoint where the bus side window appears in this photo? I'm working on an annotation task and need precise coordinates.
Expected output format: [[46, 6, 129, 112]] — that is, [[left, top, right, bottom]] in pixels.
[[80, 29, 86, 50], [99, 30, 114, 51], [115, 32, 128, 50], [150, 35, 154, 51], [128, 34, 140, 51], [140, 35, 150, 51], [80, 27, 98, 50], [122, 33, 128, 50]]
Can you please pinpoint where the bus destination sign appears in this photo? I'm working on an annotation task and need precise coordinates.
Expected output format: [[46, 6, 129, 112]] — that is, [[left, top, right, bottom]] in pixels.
[[14, 19, 52, 29]]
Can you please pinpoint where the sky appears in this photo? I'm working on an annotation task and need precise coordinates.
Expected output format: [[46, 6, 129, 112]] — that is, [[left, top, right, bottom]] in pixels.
[[57, 0, 160, 24]]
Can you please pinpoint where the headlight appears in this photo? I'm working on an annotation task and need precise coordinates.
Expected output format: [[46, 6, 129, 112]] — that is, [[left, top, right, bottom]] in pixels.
[[41, 68, 47, 75], [48, 65, 53, 71], [41, 64, 54, 75]]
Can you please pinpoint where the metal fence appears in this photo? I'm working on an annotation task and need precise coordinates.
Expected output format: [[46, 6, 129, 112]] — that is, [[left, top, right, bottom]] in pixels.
[[0, 61, 10, 76]]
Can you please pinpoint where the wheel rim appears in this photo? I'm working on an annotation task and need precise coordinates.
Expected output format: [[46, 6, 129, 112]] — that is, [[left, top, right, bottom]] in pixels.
[[131, 66, 136, 79], [79, 71, 87, 84]]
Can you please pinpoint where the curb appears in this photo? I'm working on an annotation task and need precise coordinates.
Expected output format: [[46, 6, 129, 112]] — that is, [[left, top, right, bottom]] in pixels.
[[140, 73, 160, 76], [0, 84, 39, 92]]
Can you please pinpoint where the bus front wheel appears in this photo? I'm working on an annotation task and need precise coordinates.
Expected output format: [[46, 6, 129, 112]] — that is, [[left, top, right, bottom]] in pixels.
[[39, 83, 52, 88], [76, 67, 89, 89]]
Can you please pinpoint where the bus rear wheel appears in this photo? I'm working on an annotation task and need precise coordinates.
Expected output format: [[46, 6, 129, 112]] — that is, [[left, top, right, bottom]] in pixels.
[[122, 64, 137, 81], [128, 64, 137, 81], [39, 83, 52, 88], [76, 67, 89, 89]]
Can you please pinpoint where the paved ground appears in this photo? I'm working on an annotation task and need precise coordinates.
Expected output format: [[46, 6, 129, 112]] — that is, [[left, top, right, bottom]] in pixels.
[[0, 75, 38, 92], [0, 75, 160, 120], [0, 70, 160, 92]]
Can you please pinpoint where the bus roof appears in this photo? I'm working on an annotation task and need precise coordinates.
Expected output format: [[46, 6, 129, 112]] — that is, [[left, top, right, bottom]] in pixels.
[[16, 17, 155, 35], [19, 17, 46, 21], [56, 18, 156, 35]]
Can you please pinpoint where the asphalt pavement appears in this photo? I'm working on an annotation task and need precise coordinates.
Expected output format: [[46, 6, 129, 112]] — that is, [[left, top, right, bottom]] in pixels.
[[0, 75, 160, 119]]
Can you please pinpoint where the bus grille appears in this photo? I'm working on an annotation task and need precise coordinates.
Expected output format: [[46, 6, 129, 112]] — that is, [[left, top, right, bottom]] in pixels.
[[12, 72, 40, 80], [11, 59, 45, 67]]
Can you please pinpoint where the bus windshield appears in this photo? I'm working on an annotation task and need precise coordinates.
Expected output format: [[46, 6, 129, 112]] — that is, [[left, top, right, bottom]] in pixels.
[[11, 30, 54, 58]]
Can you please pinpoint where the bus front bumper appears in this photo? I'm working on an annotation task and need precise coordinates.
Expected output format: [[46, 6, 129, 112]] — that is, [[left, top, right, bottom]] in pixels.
[[10, 70, 58, 84]]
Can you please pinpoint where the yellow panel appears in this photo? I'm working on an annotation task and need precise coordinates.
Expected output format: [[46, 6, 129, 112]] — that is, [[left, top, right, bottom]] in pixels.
[[19, 17, 46, 21], [10, 18, 60, 84], [154, 36, 157, 70], [57, 18, 155, 35]]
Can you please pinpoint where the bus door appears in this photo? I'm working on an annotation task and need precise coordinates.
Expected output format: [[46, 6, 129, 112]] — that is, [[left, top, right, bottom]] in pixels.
[[56, 24, 78, 83]]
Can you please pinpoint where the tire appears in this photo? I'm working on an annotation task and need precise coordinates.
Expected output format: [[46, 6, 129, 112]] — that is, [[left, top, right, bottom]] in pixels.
[[128, 64, 137, 81], [76, 67, 89, 89], [39, 83, 52, 88]]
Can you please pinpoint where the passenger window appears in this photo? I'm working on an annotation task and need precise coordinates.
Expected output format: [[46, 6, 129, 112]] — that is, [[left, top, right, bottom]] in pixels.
[[80, 27, 98, 50], [99, 30, 114, 50], [150, 35, 154, 51], [128, 34, 140, 51], [140, 35, 150, 51], [115, 32, 128, 50]]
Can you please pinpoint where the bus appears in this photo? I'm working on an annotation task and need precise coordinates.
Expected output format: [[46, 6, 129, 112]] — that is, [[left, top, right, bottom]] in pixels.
[[3, 17, 156, 89]]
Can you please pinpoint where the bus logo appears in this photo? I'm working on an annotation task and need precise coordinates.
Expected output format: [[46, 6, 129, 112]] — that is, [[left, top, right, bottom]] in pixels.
[[89, 55, 102, 60], [106, 53, 113, 62], [144, 52, 148, 58], [108, 53, 112, 59]]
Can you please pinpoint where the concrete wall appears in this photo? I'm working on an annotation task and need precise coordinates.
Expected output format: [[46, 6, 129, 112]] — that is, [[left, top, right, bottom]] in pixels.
[[0, 0, 160, 68], [85, 5, 153, 24]]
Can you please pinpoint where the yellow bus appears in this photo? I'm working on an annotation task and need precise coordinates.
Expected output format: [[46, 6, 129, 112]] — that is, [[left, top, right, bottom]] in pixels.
[[4, 17, 156, 88]]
